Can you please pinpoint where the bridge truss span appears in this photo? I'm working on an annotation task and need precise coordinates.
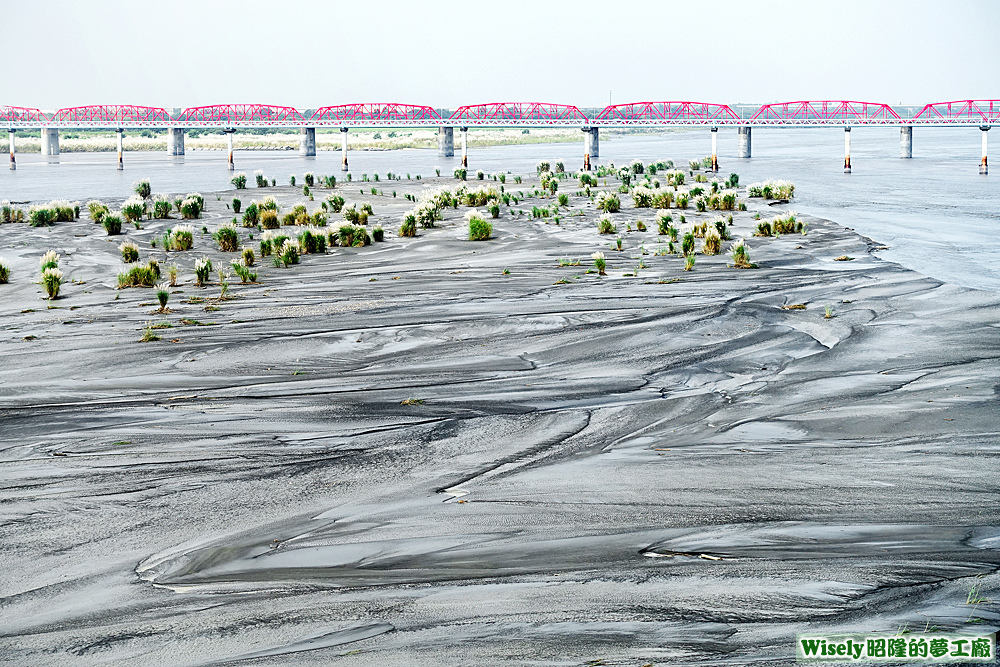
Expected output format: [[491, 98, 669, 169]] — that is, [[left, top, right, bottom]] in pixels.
[[749, 101, 902, 126], [913, 100, 1000, 126], [48, 105, 173, 128], [311, 103, 442, 127], [594, 101, 742, 126], [178, 104, 306, 128], [448, 102, 589, 127]]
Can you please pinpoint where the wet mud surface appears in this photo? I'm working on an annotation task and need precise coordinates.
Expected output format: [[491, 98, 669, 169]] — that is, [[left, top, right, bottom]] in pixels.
[[1, 177, 998, 665]]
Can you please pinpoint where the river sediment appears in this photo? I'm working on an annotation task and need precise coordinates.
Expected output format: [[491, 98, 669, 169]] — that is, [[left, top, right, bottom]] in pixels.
[[1, 172, 998, 665]]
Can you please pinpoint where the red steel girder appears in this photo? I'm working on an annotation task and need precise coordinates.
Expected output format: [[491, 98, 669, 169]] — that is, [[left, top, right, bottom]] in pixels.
[[595, 101, 741, 126], [310, 103, 441, 126], [749, 100, 901, 125], [1, 106, 47, 126], [449, 102, 589, 126], [51, 105, 172, 127], [178, 104, 305, 127], [914, 100, 1000, 125]]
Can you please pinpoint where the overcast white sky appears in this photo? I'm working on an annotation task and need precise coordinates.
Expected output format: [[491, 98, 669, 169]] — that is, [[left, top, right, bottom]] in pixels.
[[3, 0, 998, 110]]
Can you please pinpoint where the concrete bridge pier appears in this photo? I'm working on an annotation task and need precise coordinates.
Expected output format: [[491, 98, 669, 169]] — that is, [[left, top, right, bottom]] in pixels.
[[900, 125, 912, 158], [167, 128, 185, 155], [224, 129, 235, 171], [8, 130, 14, 170], [738, 126, 751, 158], [40, 128, 59, 156], [460, 127, 468, 168], [582, 127, 599, 170], [981, 126, 989, 175], [116, 128, 124, 170], [844, 126, 852, 173], [300, 127, 316, 157], [341, 127, 349, 171], [438, 127, 454, 157], [710, 127, 719, 171]]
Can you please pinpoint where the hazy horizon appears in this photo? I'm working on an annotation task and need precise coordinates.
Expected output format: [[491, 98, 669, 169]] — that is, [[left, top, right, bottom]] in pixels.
[[3, 0, 997, 110]]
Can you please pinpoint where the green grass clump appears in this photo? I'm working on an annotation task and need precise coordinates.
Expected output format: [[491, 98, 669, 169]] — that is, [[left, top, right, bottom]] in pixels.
[[597, 214, 616, 235], [747, 180, 794, 199], [592, 251, 606, 275], [231, 172, 247, 189], [278, 240, 300, 266], [729, 239, 755, 268], [133, 179, 152, 199], [703, 229, 722, 255], [755, 221, 773, 237], [682, 231, 695, 256], [467, 212, 493, 241], [399, 214, 417, 237], [41, 268, 63, 299], [684, 254, 696, 271], [241, 201, 258, 227], [298, 229, 326, 254], [119, 241, 140, 263], [102, 214, 123, 235], [772, 213, 805, 235], [40, 250, 60, 273], [0, 258, 9, 283], [122, 195, 145, 222], [194, 258, 213, 286], [325, 195, 345, 213], [180, 197, 201, 220], [260, 209, 279, 229], [232, 197, 242, 214], [337, 225, 371, 247], [231, 260, 257, 283], [152, 196, 172, 219], [117, 260, 160, 288], [596, 191, 620, 213], [241, 246, 255, 266], [656, 212, 673, 236], [29, 206, 56, 227], [213, 223, 240, 252], [155, 282, 170, 311], [372, 227, 384, 242]]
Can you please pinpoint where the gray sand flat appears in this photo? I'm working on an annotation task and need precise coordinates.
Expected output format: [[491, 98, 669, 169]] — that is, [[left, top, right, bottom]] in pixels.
[[0, 177, 998, 665]]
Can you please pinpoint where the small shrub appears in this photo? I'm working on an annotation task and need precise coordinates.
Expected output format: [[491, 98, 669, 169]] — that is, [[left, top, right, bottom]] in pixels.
[[87, 200, 109, 222], [675, 194, 689, 209], [326, 195, 345, 213], [117, 261, 160, 288], [103, 214, 123, 235], [134, 179, 152, 199], [399, 214, 417, 237], [684, 254, 696, 271], [231, 172, 247, 189], [596, 191, 620, 213], [194, 258, 213, 286], [29, 206, 56, 227], [682, 231, 695, 256], [119, 241, 140, 263], [180, 197, 201, 219], [557, 193, 569, 207], [152, 196, 172, 219], [40, 250, 60, 273], [730, 239, 755, 268], [467, 211, 493, 241], [372, 227, 384, 242], [232, 198, 242, 214], [656, 212, 673, 235], [476, 170, 484, 180], [155, 283, 170, 311], [279, 240, 300, 266], [597, 214, 616, 235], [242, 202, 260, 227], [747, 180, 795, 199], [632, 185, 655, 208], [254, 170, 268, 188], [231, 260, 257, 284], [636, 220, 647, 232], [241, 246, 255, 266], [592, 251, 606, 275], [213, 222, 240, 252], [122, 195, 145, 223], [755, 221, 773, 237], [703, 229, 722, 255], [454, 167, 467, 181], [0, 258, 10, 283], [771, 212, 805, 235], [260, 209, 279, 229], [31, 264, 63, 301]]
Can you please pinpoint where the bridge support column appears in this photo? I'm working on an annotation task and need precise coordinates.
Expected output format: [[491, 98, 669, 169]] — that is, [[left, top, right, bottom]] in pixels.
[[981, 125, 989, 175], [710, 127, 719, 171], [224, 129, 235, 171], [8, 130, 15, 170], [167, 127, 185, 155], [340, 127, 349, 171], [299, 127, 316, 157], [40, 128, 59, 156], [899, 125, 912, 158], [844, 126, 852, 173], [582, 127, 600, 170], [438, 127, 454, 157], [738, 126, 751, 158], [460, 126, 468, 168], [116, 128, 124, 170]]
